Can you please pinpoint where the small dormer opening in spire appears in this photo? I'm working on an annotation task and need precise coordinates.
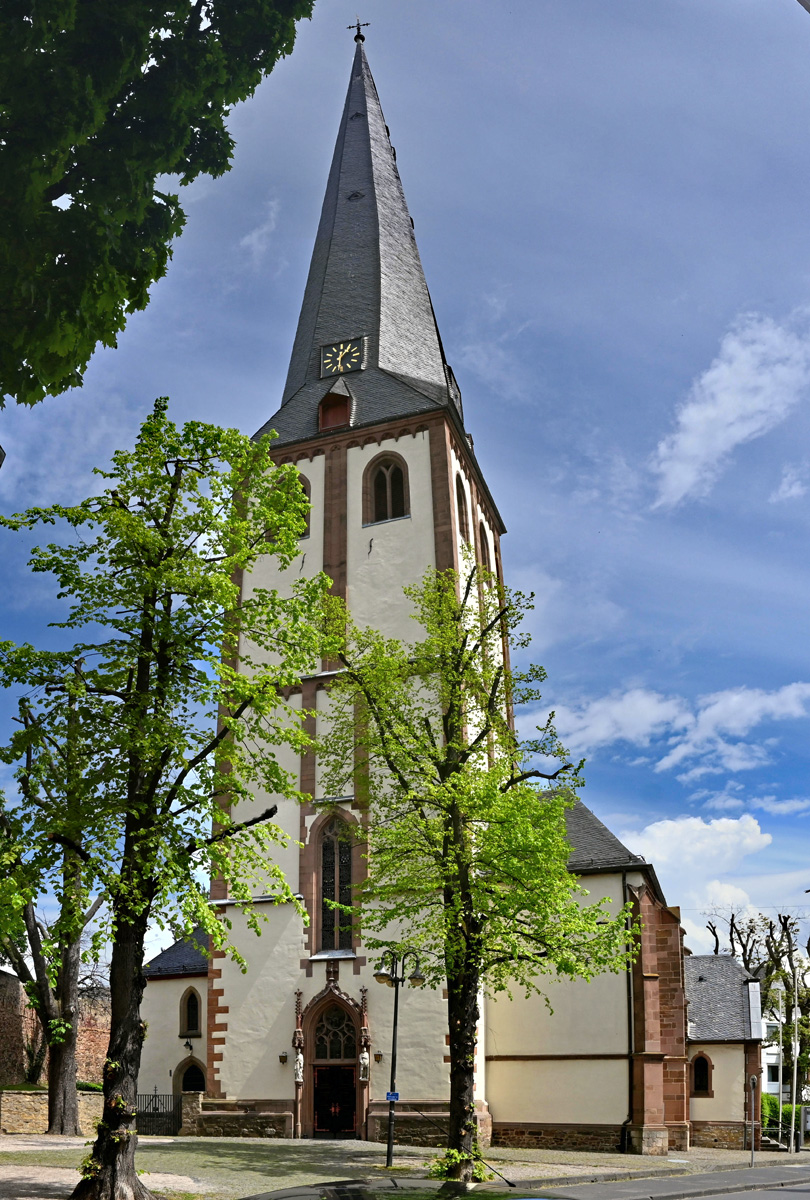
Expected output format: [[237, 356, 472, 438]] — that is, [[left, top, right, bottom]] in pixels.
[[319, 392, 351, 431]]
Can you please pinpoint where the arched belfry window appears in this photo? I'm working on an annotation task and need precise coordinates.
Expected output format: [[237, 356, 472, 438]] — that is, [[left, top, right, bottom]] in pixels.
[[320, 818, 353, 950], [180, 987, 201, 1036], [298, 473, 311, 539], [314, 1005, 357, 1060], [362, 453, 410, 525], [478, 521, 491, 572], [456, 474, 470, 543]]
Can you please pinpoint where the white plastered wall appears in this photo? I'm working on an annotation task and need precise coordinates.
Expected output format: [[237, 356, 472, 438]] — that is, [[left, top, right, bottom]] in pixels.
[[139, 976, 208, 1095], [485, 872, 630, 1124], [213, 901, 450, 1101], [347, 433, 435, 640], [689, 1044, 746, 1122]]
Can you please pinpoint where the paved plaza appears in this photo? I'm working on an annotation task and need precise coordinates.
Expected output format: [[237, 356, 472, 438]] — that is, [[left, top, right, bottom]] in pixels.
[[0, 1136, 808, 1200]]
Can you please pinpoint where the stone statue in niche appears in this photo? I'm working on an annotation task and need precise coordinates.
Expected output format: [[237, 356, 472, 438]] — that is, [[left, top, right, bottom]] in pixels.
[[294, 1049, 304, 1084], [359, 1047, 370, 1082]]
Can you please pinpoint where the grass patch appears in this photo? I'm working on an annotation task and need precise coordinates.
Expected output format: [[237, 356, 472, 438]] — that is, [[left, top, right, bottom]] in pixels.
[[0, 1082, 47, 1092]]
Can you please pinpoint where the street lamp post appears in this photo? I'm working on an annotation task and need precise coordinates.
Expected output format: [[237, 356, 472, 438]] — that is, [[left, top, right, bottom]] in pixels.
[[790, 967, 800, 1154], [374, 949, 425, 1169]]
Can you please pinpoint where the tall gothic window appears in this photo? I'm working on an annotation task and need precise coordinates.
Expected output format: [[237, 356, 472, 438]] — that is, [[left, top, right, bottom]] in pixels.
[[362, 454, 410, 525], [691, 1053, 712, 1096], [314, 1005, 357, 1060], [478, 521, 491, 571], [456, 474, 470, 543], [320, 818, 353, 950], [298, 473, 311, 539], [180, 987, 201, 1036]]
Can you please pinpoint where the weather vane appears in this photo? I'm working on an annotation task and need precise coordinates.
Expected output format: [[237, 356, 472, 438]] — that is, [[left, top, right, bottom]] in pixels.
[[348, 17, 369, 42]]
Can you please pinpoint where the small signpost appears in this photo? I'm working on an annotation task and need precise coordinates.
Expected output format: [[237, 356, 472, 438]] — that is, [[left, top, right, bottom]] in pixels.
[[386, 1092, 399, 1102]]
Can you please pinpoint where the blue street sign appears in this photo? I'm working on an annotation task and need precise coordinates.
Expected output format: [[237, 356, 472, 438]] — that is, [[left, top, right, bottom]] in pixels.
[[386, 1091, 399, 1102]]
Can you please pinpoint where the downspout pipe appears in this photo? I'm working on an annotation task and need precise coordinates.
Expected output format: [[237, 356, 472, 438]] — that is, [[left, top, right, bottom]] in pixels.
[[621, 869, 635, 1153]]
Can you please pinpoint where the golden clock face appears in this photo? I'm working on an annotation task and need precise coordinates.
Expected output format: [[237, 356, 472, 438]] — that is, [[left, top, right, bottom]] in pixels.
[[321, 339, 363, 377]]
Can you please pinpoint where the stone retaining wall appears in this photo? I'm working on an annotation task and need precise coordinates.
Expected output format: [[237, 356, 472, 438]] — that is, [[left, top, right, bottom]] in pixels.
[[0, 1090, 103, 1134], [690, 1120, 759, 1150], [189, 1110, 292, 1137], [492, 1122, 624, 1151]]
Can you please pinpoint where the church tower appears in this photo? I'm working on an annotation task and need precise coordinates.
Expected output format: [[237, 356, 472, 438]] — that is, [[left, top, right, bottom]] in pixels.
[[139, 36, 695, 1158], [204, 34, 503, 1139]]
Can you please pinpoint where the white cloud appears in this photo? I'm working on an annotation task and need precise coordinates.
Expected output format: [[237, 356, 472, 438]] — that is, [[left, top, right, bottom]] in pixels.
[[240, 197, 281, 266], [551, 687, 691, 750], [769, 463, 808, 503], [623, 813, 771, 873], [549, 681, 810, 782], [753, 795, 810, 816], [619, 814, 772, 954], [650, 312, 810, 510]]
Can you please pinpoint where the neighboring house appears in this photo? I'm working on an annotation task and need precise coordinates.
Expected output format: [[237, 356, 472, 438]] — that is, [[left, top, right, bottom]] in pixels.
[[685, 955, 762, 1148]]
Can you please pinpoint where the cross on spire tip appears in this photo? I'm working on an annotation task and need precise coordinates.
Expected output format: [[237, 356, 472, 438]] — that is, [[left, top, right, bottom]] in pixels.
[[348, 17, 369, 42]]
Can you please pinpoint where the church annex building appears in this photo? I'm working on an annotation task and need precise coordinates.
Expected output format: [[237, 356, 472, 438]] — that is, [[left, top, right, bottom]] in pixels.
[[140, 38, 762, 1155]]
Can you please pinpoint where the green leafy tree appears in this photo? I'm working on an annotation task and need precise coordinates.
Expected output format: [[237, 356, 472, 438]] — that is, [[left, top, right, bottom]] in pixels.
[[0, 0, 314, 408], [320, 561, 634, 1183], [708, 910, 810, 1110], [0, 684, 107, 1134], [0, 399, 329, 1200]]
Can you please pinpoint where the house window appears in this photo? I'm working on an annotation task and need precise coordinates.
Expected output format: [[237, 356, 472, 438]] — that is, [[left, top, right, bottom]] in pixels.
[[768, 1065, 780, 1083], [320, 818, 353, 950], [180, 987, 201, 1036], [362, 453, 410, 525], [319, 394, 350, 430], [478, 521, 491, 571], [691, 1052, 713, 1097], [182, 1063, 206, 1092], [314, 1005, 357, 1060], [456, 475, 470, 543]]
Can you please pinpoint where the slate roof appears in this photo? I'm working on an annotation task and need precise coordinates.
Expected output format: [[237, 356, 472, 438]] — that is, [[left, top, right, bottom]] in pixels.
[[255, 41, 462, 448], [685, 954, 759, 1042], [565, 799, 645, 874], [143, 926, 208, 978]]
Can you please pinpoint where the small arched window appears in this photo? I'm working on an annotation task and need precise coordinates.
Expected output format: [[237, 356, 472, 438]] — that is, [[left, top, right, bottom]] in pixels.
[[456, 475, 470, 543], [320, 818, 353, 951], [180, 987, 201, 1036], [314, 1005, 357, 1060], [182, 1063, 206, 1092], [298, 473, 311, 539], [691, 1053, 713, 1096], [319, 393, 350, 431], [478, 521, 491, 572], [362, 453, 410, 525]]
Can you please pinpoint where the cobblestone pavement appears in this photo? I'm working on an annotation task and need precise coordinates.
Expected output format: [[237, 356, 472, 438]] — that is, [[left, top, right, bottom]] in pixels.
[[0, 1135, 802, 1200]]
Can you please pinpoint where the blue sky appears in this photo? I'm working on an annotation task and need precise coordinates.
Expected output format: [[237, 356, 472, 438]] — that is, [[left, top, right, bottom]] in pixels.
[[3, 0, 810, 951]]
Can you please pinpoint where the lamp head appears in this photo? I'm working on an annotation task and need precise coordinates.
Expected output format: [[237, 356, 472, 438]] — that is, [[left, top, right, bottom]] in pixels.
[[373, 965, 392, 986], [408, 966, 426, 988]]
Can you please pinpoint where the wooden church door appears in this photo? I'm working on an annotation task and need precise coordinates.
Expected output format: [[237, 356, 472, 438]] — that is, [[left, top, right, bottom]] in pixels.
[[312, 1004, 358, 1139]]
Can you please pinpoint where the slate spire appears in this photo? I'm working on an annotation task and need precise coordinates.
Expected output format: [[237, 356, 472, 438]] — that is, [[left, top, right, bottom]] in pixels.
[[256, 40, 462, 445]]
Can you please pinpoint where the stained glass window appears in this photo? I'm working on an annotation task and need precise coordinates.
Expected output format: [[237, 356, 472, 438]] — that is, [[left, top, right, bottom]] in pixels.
[[320, 818, 353, 950], [314, 1005, 357, 1060]]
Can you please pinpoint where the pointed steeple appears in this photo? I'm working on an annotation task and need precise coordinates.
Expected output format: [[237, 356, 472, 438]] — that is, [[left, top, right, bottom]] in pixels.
[[256, 41, 462, 445]]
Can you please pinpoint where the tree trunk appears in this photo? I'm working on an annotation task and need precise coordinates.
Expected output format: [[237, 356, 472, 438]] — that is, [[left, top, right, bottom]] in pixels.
[[48, 931, 81, 1134], [445, 956, 480, 1184], [70, 907, 154, 1200], [48, 1029, 80, 1135]]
